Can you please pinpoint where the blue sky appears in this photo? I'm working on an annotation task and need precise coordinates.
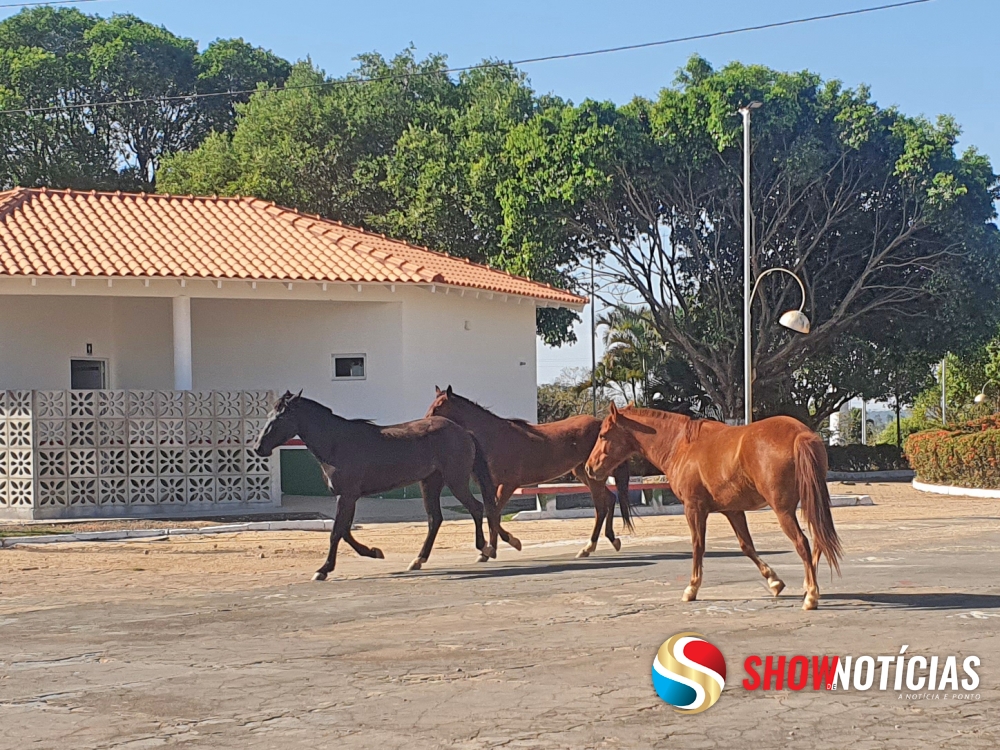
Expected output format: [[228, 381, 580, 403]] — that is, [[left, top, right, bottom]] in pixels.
[[5, 0, 997, 381]]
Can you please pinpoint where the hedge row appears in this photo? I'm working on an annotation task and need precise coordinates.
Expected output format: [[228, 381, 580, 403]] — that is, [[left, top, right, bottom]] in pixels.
[[904, 415, 1000, 488], [826, 444, 909, 472]]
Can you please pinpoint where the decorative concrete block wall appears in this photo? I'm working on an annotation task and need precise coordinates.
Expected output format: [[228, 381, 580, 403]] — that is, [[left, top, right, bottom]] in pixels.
[[0, 390, 279, 520]]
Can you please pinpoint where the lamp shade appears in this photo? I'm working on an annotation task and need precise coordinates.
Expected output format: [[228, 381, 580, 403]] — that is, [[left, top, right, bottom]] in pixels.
[[779, 310, 811, 334], [975, 393, 987, 404]]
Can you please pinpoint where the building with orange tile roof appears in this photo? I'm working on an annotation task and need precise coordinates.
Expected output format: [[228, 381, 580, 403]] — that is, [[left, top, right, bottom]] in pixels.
[[0, 187, 583, 414]]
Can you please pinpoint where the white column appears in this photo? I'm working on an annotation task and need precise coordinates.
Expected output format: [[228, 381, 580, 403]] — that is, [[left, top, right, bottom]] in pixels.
[[172, 296, 192, 391]]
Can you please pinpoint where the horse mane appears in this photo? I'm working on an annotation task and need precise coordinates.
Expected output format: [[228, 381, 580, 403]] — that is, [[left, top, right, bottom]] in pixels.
[[296, 396, 375, 425], [448, 390, 531, 426], [621, 406, 704, 441]]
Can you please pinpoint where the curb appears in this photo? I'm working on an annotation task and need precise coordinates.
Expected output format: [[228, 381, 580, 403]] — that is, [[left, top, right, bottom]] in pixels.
[[827, 470, 914, 482], [0, 519, 337, 548], [911, 479, 1000, 499], [511, 494, 873, 521]]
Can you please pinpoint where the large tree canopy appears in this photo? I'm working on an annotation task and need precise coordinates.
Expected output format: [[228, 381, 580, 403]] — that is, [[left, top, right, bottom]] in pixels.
[[159, 52, 581, 345], [499, 56, 1000, 423], [0, 8, 290, 190]]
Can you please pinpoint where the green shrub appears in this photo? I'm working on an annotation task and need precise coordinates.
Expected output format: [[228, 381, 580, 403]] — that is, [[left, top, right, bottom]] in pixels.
[[826, 444, 909, 472], [904, 415, 1000, 488]]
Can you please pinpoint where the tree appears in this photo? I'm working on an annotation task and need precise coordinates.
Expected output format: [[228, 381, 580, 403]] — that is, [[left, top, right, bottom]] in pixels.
[[536, 369, 609, 422], [159, 52, 581, 345], [499, 56, 1000, 425], [0, 8, 289, 190]]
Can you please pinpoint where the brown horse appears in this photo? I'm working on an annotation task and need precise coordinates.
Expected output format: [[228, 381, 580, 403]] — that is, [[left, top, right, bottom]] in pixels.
[[426, 386, 633, 559], [253, 392, 497, 578], [585, 404, 842, 610]]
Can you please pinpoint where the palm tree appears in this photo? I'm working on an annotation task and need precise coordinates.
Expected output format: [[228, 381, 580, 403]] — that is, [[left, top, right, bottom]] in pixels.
[[595, 307, 667, 407]]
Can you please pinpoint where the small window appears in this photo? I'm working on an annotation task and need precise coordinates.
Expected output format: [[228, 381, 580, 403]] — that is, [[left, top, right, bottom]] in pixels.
[[71, 359, 107, 390], [333, 354, 366, 380]]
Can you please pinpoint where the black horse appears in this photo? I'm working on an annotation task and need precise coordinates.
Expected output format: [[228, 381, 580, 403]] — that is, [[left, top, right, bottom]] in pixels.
[[253, 392, 497, 579]]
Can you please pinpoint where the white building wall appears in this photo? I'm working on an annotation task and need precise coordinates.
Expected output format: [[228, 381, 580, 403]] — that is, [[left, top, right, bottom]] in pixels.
[[190, 298, 406, 422], [401, 291, 538, 422], [0, 284, 542, 424], [0, 296, 176, 390]]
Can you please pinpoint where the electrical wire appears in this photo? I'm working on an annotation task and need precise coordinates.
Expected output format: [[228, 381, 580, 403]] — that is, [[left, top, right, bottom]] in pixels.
[[0, 0, 105, 8], [0, 0, 932, 116]]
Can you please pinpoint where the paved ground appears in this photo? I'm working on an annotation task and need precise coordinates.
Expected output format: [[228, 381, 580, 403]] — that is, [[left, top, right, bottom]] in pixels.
[[1, 482, 999, 749]]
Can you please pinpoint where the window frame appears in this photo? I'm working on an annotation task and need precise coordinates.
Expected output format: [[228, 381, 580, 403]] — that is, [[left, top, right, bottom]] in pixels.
[[331, 353, 367, 381]]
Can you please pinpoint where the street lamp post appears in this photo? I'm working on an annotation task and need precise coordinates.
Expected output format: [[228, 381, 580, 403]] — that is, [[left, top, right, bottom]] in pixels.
[[740, 103, 761, 426], [741, 102, 812, 424]]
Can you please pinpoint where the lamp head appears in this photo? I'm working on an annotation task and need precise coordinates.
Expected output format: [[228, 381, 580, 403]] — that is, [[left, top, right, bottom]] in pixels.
[[779, 309, 811, 334], [975, 392, 988, 405]]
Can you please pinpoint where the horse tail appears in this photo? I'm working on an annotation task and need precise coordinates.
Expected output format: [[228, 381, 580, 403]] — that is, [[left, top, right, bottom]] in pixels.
[[612, 461, 634, 533], [794, 431, 842, 575], [469, 433, 497, 510]]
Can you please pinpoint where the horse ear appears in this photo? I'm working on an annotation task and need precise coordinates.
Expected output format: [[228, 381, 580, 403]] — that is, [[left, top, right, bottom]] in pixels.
[[608, 402, 619, 418], [626, 401, 635, 409], [446, 385, 453, 396], [295, 389, 303, 399], [282, 390, 293, 399], [435, 385, 441, 394]]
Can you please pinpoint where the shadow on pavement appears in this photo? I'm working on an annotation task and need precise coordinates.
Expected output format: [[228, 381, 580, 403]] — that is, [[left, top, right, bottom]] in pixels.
[[400, 549, 793, 580], [397, 559, 658, 579], [825, 592, 1000, 610]]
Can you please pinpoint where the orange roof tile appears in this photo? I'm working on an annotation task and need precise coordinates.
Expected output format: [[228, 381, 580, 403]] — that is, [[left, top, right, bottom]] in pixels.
[[0, 188, 584, 307]]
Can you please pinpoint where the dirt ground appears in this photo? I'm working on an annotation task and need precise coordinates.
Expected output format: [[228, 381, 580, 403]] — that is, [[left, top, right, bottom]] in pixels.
[[1, 482, 999, 749]]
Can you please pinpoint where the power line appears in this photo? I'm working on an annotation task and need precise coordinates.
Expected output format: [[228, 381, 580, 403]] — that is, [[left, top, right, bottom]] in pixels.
[[0, 0, 932, 117], [0, 0, 105, 8]]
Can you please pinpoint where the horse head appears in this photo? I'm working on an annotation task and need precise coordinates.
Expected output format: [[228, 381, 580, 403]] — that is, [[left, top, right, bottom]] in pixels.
[[426, 384, 457, 420], [585, 402, 638, 480], [253, 390, 304, 457]]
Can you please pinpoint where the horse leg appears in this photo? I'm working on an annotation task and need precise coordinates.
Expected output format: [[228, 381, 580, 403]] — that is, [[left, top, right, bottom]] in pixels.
[[574, 466, 609, 558], [343, 531, 384, 560], [723, 510, 784, 597], [774, 509, 820, 611], [682, 503, 708, 602], [409, 473, 445, 571], [482, 484, 517, 557], [489, 484, 522, 553], [605, 461, 632, 552], [446, 475, 493, 563], [313, 493, 359, 581]]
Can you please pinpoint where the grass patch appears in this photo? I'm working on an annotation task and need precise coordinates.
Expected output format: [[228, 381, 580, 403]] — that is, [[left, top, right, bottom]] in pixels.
[[0, 527, 74, 539]]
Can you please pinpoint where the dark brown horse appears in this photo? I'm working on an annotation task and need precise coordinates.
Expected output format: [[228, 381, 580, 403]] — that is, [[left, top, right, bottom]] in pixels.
[[426, 386, 633, 559], [253, 392, 497, 578], [585, 404, 842, 610]]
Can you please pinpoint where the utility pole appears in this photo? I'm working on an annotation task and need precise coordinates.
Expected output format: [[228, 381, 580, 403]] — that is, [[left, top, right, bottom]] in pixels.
[[590, 254, 597, 417]]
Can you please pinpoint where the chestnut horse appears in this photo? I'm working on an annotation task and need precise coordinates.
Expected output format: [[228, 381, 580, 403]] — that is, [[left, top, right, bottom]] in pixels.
[[427, 386, 633, 559], [253, 392, 497, 578], [585, 404, 841, 610]]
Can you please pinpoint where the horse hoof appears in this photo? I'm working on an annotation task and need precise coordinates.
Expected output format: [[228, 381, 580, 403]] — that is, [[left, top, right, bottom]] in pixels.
[[312, 571, 327, 581], [612, 538, 622, 552], [769, 579, 786, 597], [483, 544, 497, 559], [476, 553, 490, 563], [681, 587, 698, 602], [507, 535, 522, 552], [407, 558, 425, 571], [372, 548, 385, 559], [803, 595, 818, 611]]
